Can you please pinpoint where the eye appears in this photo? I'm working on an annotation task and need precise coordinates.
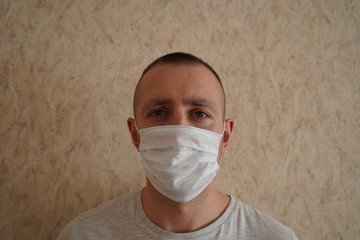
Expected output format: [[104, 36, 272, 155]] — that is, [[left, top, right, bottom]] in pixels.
[[193, 111, 209, 118], [149, 109, 165, 117]]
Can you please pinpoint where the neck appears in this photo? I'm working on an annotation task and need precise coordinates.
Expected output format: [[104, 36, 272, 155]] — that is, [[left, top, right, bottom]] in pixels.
[[141, 180, 230, 233]]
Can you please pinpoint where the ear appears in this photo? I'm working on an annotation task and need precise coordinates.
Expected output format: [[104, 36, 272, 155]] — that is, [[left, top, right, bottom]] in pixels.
[[127, 117, 140, 152], [221, 118, 234, 154]]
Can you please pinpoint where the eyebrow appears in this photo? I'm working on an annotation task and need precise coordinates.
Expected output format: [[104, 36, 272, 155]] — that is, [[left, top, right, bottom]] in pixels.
[[141, 98, 172, 115], [183, 98, 217, 113], [141, 98, 217, 115]]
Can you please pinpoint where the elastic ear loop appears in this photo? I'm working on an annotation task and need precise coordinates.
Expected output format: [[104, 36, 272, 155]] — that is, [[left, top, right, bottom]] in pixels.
[[133, 121, 145, 151], [221, 121, 226, 136], [218, 121, 227, 164], [134, 120, 140, 133]]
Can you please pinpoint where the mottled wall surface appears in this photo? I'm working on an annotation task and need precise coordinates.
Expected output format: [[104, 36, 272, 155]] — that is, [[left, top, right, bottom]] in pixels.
[[0, 0, 359, 239]]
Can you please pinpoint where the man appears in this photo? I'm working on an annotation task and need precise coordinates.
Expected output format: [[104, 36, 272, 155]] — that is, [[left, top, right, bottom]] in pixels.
[[58, 52, 298, 239]]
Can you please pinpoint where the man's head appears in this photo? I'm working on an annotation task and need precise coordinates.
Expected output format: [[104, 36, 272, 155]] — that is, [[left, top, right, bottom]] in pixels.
[[128, 52, 233, 154], [133, 52, 226, 119]]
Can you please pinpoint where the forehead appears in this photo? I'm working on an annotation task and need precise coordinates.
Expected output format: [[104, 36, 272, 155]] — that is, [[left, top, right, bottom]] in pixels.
[[134, 63, 224, 113]]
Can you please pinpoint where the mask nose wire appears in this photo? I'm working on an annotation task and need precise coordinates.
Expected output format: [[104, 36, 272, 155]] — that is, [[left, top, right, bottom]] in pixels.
[[135, 120, 226, 135]]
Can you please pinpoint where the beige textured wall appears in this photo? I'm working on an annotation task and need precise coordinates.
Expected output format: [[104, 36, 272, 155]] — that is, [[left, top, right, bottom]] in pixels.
[[1, 0, 359, 239]]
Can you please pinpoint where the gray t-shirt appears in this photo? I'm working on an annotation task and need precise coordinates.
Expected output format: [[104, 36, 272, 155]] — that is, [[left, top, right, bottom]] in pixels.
[[58, 190, 298, 239]]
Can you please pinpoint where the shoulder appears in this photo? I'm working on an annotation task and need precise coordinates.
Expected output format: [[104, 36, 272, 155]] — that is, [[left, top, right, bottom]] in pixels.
[[228, 197, 298, 240], [57, 190, 139, 240]]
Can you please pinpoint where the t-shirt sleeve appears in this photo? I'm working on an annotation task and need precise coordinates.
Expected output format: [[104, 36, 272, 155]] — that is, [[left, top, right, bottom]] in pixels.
[[57, 223, 79, 240], [289, 228, 299, 240]]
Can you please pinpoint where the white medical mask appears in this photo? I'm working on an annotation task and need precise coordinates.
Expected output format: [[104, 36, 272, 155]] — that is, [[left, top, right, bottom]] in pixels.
[[136, 124, 224, 202]]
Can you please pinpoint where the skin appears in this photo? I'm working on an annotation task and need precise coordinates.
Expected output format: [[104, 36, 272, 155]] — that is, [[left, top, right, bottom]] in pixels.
[[127, 63, 234, 233]]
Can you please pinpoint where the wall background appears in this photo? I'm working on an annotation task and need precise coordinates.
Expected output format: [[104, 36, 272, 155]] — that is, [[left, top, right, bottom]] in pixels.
[[1, 0, 359, 239]]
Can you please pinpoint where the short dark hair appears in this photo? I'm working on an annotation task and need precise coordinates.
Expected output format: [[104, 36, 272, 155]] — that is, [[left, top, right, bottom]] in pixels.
[[141, 52, 223, 87], [133, 52, 226, 117]]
